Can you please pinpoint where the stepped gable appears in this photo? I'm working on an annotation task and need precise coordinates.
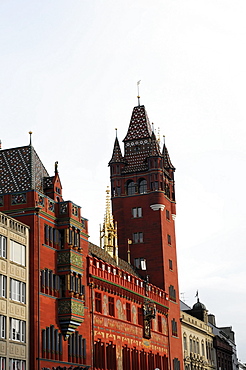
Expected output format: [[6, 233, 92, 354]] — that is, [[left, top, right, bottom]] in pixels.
[[89, 242, 140, 277], [163, 144, 175, 170], [148, 132, 161, 157], [0, 145, 49, 194], [109, 137, 124, 164], [123, 105, 152, 142]]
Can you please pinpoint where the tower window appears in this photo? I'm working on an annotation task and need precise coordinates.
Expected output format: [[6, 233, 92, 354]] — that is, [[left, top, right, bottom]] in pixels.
[[139, 179, 147, 194], [134, 258, 146, 270], [126, 181, 135, 195], [169, 285, 176, 302], [169, 259, 173, 270], [133, 232, 143, 243], [167, 234, 171, 245], [166, 210, 170, 220], [132, 207, 142, 218], [158, 315, 162, 333], [171, 319, 178, 337]]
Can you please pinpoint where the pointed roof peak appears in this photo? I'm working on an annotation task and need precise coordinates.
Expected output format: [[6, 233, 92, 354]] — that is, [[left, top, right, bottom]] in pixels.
[[109, 136, 124, 165], [149, 131, 161, 157], [123, 105, 152, 142]]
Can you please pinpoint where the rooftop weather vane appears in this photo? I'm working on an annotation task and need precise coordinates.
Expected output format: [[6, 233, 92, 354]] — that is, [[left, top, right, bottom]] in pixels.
[[137, 80, 141, 106]]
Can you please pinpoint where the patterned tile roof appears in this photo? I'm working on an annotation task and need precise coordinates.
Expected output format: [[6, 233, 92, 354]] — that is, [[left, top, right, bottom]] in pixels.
[[0, 145, 49, 194], [109, 137, 124, 164], [149, 132, 161, 157], [123, 105, 152, 142], [162, 144, 175, 169]]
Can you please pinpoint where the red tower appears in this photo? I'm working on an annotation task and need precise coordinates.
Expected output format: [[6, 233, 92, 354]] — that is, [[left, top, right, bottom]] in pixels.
[[109, 104, 183, 370]]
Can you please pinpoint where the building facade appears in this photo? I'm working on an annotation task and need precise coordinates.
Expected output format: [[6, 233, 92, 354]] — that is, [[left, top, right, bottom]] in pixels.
[[109, 104, 183, 368], [0, 211, 29, 369], [180, 301, 215, 370], [0, 102, 186, 369], [0, 146, 91, 369]]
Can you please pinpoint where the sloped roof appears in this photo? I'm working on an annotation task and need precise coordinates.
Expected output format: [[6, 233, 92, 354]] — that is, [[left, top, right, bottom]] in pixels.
[[109, 137, 124, 164], [89, 242, 140, 277], [123, 105, 152, 142], [0, 145, 49, 194]]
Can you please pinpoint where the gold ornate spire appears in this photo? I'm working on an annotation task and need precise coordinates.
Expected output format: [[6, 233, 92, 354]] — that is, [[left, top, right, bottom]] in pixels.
[[100, 187, 118, 264]]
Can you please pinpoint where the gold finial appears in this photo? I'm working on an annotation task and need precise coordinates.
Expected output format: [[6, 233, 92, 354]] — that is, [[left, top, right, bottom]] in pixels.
[[137, 80, 141, 106], [29, 131, 33, 146]]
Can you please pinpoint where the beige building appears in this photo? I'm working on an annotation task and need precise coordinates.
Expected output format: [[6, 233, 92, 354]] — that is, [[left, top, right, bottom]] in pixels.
[[181, 300, 215, 370], [0, 212, 29, 370]]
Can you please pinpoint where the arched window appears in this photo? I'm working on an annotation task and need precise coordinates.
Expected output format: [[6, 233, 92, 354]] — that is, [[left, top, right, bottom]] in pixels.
[[126, 181, 135, 195], [139, 179, 147, 194]]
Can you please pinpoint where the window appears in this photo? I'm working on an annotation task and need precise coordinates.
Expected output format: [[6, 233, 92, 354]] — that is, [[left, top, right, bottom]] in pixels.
[[0, 236, 6, 258], [138, 307, 143, 326], [108, 296, 115, 317], [0, 315, 6, 339], [9, 359, 25, 370], [169, 285, 176, 302], [42, 325, 63, 361], [190, 338, 193, 352], [133, 232, 143, 243], [132, 207, 142, 218], [10, 240, 25, 266], [139, 179, 147, 194], [134, 258, 146, 270], [167, 234, 171, 245], [9, 318, 26, 342], [171, 319, 178, 337], [0, 275, 6, 298], [10, 279, 26, 304], [201, 341, 205, 356], [166, 210, 170, 220], [126, 303, 131, 322], [158, 315, 162, 333], [173, 358, 180, 370], [183, 334, 187, 350], [127, 181, 135, 195], [0, 358, 5, 370], [95, 292, 102, 313], [68, 331, 86, 363], [169, 259, 173, 270]]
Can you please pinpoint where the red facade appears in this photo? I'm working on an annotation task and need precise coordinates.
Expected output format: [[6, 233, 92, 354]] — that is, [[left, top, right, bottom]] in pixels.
[[109, 105, 183, 369], [0, 102, 183, 370]]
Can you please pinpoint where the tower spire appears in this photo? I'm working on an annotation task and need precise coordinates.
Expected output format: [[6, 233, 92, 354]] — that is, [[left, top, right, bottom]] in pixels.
[[137, 80, 141, 106], [100, 187, 118, 263]]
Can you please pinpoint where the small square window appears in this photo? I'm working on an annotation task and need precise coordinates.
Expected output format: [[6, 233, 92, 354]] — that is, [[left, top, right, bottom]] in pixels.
[[132, 207, 142, 218], [133, 232, 143, 243]]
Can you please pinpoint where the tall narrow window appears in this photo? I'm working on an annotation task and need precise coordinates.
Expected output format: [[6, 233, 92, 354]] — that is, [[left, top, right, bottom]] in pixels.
[[169, 259, 173, 270], [0, 315, 6, 339], [9, 359, 26, 370], [169, 285, 176, 302], [126, 303, 131, 322], [127, 181, 135, 195], [108, 296, 115, 317], [167, 234, 171, 245], [171, 319, 178, 337], [0, 236, 6, 258], [95, 292, 102, 313], [139, 179, 147, 194], [157, 315, 162, 333], [0, 275, 6, 298]]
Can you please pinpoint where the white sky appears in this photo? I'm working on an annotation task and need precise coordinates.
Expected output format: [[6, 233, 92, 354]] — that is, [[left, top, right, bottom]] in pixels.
[[0, 0, 245, 361]]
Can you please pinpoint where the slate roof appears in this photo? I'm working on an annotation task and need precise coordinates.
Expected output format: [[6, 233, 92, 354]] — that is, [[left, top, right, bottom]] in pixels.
[[109, 137, 124, 164], [89, 242, 140, 277]]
